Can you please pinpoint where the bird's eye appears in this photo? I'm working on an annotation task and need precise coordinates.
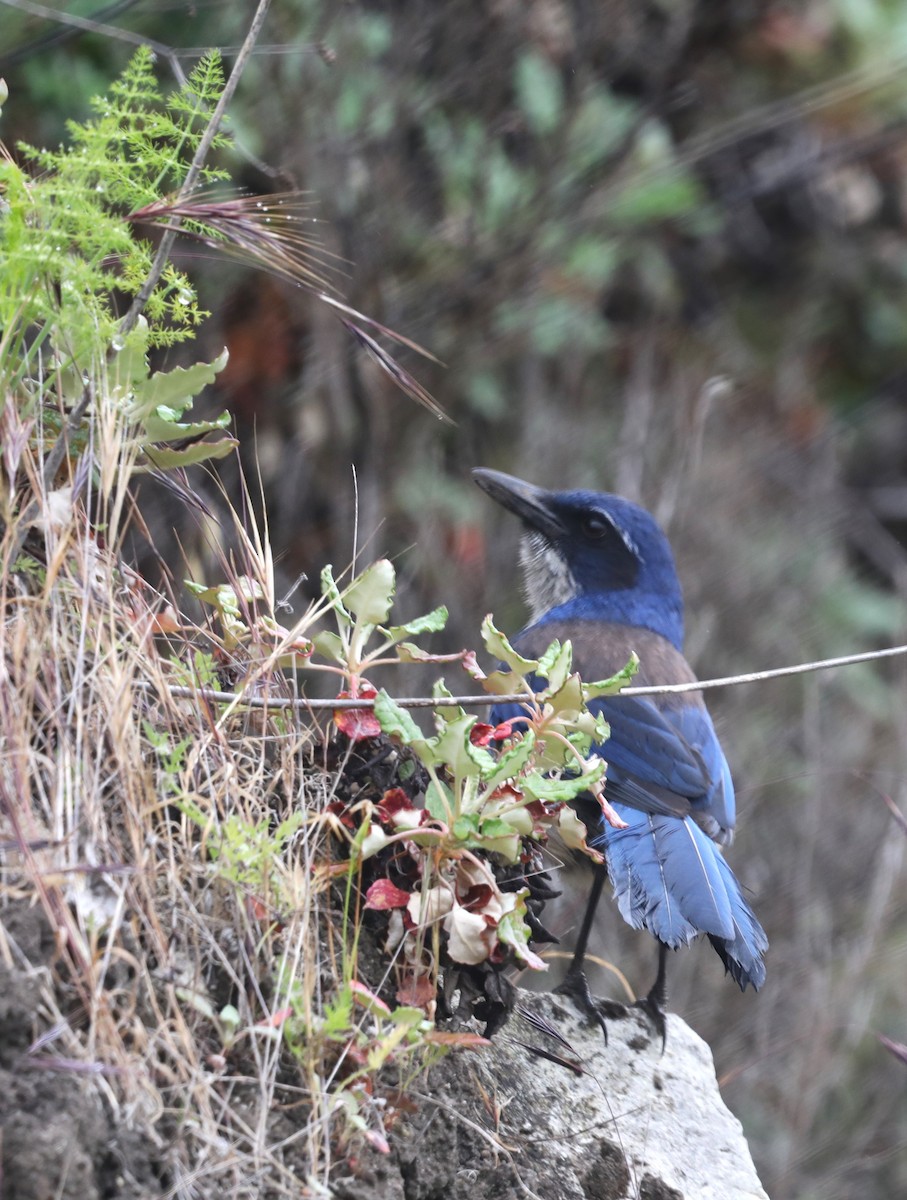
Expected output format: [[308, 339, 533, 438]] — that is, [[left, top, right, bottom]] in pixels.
[[580, 514, 611, 539]]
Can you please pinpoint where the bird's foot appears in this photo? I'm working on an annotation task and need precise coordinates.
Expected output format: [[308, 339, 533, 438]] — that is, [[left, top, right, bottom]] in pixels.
[[554, 966, 625, 1043], [631, 987, 667, 1052]]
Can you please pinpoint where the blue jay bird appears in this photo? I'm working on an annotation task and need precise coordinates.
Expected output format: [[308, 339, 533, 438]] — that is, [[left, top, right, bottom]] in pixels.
[[473, 468, 767, 1043]]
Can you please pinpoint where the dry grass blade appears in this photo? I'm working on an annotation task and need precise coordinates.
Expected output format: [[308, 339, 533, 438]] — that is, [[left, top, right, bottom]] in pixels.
[[879, 1035, 907, 1067], [0, 438, 411, 1194], [881, 792, 907, 837], [130, 191, 449, 420], [130, 191, 344, 295], [340, 318, 451, 423]]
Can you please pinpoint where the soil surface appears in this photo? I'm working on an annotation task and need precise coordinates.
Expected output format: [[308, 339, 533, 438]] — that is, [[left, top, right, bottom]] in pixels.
[[0, 905, 166, 1200]]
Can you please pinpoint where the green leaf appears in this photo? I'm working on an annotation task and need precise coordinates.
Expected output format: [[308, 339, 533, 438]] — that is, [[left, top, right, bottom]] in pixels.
[[219, 1004, 241, 1033], [483, 146, 526, 231], [430, 677, 465, 725], [452, 813, 480, 842], [109, 318, 151, 392], [537, 639, 572, 694], [320, 565, 351, 624], [141, 407, 231, 444], [483, 728, 535, 788], [425, 778, 453, 821], [583, 653, 639, 698], [482, 669, 531, 696], [497, 892, 546, 969], [126, 349, 229, 420], [430, 712, 494, 778], [373, 689, 423, 744], [453, 811, 522, 860], [390, 1005, 428, 1029], [476, 830, 521, 861], [478, 816, 516, 839], [321, 985, 354, 1038], [311, 630, 346, 664], [557, 805, 604, 862], [495, 806, 534, 836], [571, 709, 610, 745], [481, 615, 538, 673], [514, 50, 564, 136], [567, 87, 638, 174], [529, 295, 611, 357], [345, 558, 395, 625], [383, 604, 448, 639], [545, 674, 584, 721], [608, 172, 703, 226], [522, 762, 605, 803], [140, 437, 237, 470], [564, 239, 620, 288]]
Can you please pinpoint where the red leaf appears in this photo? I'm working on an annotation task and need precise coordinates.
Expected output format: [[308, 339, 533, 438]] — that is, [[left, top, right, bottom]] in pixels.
[[376, 787, 415, 821], [446, 521, 485, 570], [247, 893, 278, 925], [334, 681, 381, 740], [325, 799, 356, 830], [364, 879, 412, 910], [396, 971, 436, 1008], [469, 722, 495, 746], [458, 883, 495, 911], [490, 782, 524, 802], [333, 709, 381, 738], [349, 980, 393, 1016], [150, 606, 181, 634], [492, 719, 519, 741]]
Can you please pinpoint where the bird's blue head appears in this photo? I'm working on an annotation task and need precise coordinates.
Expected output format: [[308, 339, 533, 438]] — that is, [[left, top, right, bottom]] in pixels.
[[473, 468, 685, 649]]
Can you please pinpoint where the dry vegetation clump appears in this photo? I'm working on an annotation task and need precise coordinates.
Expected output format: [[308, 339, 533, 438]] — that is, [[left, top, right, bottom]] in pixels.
[[0, 422, 630, 1196], [1, 491, 347, 1195]]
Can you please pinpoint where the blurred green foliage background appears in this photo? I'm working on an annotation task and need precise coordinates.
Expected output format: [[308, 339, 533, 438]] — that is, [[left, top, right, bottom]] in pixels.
[[3, 1, 907, 1195]]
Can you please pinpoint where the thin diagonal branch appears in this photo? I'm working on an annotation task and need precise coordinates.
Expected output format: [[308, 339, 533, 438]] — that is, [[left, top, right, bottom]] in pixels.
[[136, 641, 907, 713], [120, 0, 273, 336], [0, 0, 187, 84]]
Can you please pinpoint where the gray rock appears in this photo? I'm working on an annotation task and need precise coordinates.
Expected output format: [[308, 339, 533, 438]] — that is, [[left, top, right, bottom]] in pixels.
[[387, 990, 769, 1200]]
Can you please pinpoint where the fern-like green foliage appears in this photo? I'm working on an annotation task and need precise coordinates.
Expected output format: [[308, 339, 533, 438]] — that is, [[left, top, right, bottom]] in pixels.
[[0, 47, 239, 499], [0, 45, 229, 392]]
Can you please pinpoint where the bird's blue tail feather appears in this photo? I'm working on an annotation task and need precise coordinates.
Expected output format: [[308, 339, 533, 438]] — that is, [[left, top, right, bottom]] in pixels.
[[600, 805, 767, 990]]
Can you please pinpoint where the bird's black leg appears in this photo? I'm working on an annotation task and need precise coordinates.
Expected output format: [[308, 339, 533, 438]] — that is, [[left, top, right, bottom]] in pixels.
[[633, 941, 669, 1051], [554, 863, 611, 1042]]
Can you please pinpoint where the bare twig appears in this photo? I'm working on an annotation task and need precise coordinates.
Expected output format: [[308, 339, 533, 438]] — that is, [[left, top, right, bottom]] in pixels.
[[0, 0, 188, 85], [136, 641, 907, 712], [119, 0, 273, 336]]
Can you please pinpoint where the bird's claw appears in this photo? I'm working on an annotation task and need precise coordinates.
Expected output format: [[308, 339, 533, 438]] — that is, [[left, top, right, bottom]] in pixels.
[[631, 989, 667, 1052], [554, 966, 615, 1043]]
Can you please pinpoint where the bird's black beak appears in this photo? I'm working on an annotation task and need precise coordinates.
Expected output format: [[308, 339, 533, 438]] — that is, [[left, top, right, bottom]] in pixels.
[[472, 468, 565, 541]]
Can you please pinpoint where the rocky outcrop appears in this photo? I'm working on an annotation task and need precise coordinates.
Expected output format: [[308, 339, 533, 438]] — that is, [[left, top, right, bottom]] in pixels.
[[335, 990, 769, 1200]]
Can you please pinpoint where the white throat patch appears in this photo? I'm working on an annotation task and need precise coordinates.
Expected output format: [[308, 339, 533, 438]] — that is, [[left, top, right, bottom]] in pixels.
[[518, 532, 577, 621]]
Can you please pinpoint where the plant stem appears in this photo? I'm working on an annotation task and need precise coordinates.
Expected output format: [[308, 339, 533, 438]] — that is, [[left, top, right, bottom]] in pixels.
[[120, 0, 273, 336]]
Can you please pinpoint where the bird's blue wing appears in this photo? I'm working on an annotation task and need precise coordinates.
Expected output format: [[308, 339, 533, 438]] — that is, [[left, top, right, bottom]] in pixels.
[[591, 695, 737, 836], [588, 698, 763, 986], [491, 687, 765, 989], [492, 689, 735, 832]]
